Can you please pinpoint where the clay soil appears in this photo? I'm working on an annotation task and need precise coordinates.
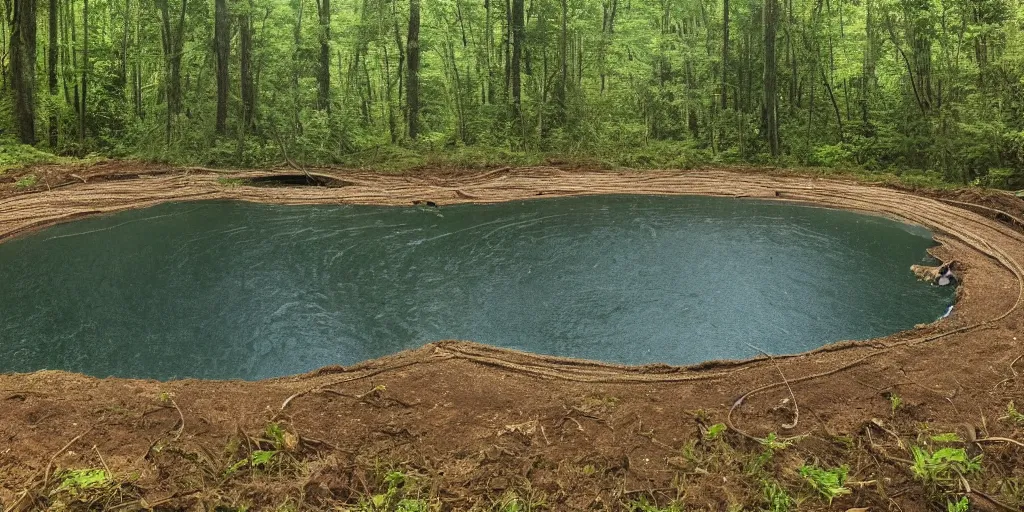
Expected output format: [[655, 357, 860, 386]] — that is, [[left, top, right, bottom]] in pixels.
[[0, 164, 1023, 512]]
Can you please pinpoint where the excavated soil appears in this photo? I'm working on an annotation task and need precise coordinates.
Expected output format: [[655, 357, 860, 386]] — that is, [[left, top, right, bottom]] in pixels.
[[1, 164, 1023, 511]]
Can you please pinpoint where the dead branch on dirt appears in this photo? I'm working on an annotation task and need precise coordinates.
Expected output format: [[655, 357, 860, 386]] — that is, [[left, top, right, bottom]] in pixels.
[[973, 436, 1024, 448], [278, 360, 426, 411], [168, 397, 185, 441]]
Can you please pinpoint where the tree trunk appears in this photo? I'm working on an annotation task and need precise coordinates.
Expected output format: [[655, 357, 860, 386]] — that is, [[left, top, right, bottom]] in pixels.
[[406, 0, 420, 138], [47, 0, 57, 146], [215, 0, 229, 134], [10, 0, 36, 144], [720, 0, 728, 110], [78, 0, 86, 145], [557, 0, 567, 122], [511, 0, 522, 109], [316, 0, 330, 112], [762, 0, 779, 156], [239, 2, 255, 129]]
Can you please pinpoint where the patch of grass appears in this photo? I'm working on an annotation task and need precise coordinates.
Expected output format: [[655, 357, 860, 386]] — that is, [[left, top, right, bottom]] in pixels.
[[626, 496, 684, 512], [930, 433, 963, 443], [14, 173, 38, 188], [798, 464, 851, 503], [217, 177, 247, 187], [761, 480, 793, 512], [0, 141, 59, 173]]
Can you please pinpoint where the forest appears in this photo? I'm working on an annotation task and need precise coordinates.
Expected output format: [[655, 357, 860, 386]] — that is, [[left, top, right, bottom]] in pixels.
[[1, 0, 1023, 185]]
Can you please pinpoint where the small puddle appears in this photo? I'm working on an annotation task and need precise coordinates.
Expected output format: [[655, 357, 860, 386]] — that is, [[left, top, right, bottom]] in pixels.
[[0, 195, 954, 380]]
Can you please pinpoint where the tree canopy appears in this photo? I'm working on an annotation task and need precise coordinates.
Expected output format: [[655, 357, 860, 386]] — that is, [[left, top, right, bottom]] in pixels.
[[2, 0, 1023, 184]]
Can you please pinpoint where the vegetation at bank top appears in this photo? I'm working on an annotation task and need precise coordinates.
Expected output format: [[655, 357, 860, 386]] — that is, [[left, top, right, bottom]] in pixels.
[[0, 0, 1022, 186]]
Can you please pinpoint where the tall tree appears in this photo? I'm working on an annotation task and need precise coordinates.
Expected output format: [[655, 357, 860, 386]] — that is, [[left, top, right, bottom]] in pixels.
[[510, 0, 523, 110], [10, 0, 37, 144], [157, 0, 188, 118], [47, 0, 57, 146], [721, 0, 729, 110], [763, 0, 779, 156], [215, 0, 229, 134], [316, 0, 330, 112], [239, 1, 255, 129], [79, 0, 87, 144], [406, 0, 420, 138]]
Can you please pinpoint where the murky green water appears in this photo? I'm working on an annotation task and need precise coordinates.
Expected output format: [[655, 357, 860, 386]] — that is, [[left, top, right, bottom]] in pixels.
[[0, 196, 953, 380]]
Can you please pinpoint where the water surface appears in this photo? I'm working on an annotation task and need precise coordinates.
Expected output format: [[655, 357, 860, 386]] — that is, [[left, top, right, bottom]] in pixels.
[[0, 196, 953, 380]]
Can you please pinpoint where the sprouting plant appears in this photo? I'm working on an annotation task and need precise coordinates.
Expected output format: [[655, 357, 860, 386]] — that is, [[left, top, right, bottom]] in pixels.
[[704, 422, 727, 441], [799, 464, 851, 503], [888, 393, 903, 414], [758, 432, 793, 452], [761, 480, 793, 512], [946, 496, 969, 512], [360, 471, 430, 511], [910, 446, 982, 489], [1001, 401, 1024, 425]]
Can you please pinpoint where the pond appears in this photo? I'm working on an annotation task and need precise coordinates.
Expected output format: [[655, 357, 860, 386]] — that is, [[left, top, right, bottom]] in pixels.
[[0, 195, 954, 380]]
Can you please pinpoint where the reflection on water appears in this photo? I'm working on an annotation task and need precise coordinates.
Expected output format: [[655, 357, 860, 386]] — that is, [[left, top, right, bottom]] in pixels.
[[0, 195, 953, 380]]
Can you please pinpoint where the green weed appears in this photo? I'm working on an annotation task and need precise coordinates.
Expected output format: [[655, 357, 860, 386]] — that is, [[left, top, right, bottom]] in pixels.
[[946, 496, 969, 512], [758, 433, 793, 452], [703, 423, 727, 441], [888, 393, 903, 414], [359, 471, 430, 512], [56, 468, 111, 494], [798, 464, 851, 503], [910, 446, 982, 489], [761, 480, 793, 512], [1001, 401, 1024, 425]]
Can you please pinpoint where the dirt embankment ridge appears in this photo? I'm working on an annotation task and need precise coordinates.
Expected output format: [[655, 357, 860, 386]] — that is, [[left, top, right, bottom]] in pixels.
[[0, 165, 1022, 511]]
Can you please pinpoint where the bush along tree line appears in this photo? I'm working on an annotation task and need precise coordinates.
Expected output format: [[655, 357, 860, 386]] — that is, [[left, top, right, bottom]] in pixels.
[[1, 0, 1024, 184]]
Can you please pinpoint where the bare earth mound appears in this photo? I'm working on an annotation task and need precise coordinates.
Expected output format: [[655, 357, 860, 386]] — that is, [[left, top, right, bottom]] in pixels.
[[0, 166, 1022, 511]]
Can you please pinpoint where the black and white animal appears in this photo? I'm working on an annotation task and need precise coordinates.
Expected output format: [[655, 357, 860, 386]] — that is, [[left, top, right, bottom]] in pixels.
[[936, 264, 957, 286]]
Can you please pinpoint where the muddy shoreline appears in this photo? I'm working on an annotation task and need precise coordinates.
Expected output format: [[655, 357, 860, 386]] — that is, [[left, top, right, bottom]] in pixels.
[[1, 165, 1022, 511]]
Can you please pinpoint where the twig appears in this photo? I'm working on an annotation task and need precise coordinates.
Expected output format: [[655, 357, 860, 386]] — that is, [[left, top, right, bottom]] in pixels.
[[92, 445, 111, 476], [974, 436, 1024, 448], [169, 398, 185, 441], [728, 351, 877, 441], [970, 489, 1020, 512], [746, 343, 800, 430], [42, 428, 95, 486], [279, 361, 425, 411]]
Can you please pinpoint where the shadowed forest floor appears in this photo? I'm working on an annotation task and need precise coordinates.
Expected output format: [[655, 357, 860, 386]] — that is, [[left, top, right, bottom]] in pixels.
[[0, 164, 1022, 511]]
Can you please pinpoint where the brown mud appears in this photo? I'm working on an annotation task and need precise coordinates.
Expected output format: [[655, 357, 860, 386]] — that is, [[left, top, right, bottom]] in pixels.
[[0, 164, 1022, 511]]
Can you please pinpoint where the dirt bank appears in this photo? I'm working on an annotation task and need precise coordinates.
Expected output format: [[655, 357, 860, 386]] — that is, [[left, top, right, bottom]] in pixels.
[[0, 165, 1022, 511]]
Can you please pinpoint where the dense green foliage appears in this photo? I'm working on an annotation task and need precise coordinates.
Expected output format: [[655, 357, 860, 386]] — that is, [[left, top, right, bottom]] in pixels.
[[2, 0, 1024, 183]]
